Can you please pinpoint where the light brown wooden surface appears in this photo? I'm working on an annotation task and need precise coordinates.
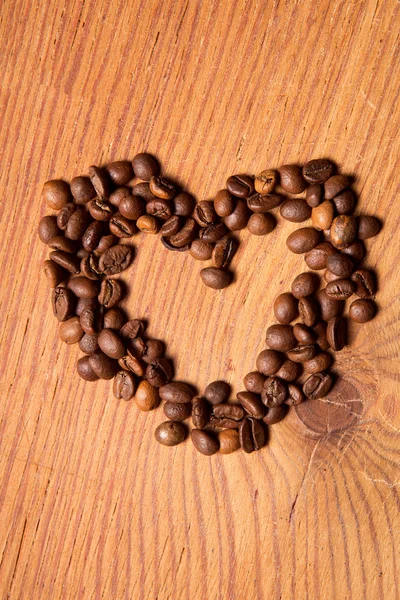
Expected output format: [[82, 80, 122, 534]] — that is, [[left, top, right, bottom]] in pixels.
[[1, 0, 399, 598]]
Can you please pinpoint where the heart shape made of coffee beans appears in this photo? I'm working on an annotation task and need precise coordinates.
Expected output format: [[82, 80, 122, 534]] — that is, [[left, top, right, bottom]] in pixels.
[[39, 154, 381, 456]]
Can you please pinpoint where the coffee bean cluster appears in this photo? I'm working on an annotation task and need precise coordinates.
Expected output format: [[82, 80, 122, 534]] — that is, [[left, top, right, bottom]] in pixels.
[[39, 155, 380, 456]]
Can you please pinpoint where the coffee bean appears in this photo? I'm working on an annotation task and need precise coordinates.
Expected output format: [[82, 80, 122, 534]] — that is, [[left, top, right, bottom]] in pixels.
[[43, 260, 65, 287], [333, 189, 355, 214], [159, 382, 194, 404], [89, 165, 110, 198], [349, 299, 375, 323], [266, 324, 297, 352], [212, 237, 237, 268], [325, 278, 355, 300], [357, 215, 381, 240], [261, 376, 287, 407], [118, 352, 145, 377], [113, 370, 136, 401], [204, 381, 230, 405], [239, 417, 266, 453], [324, 174, 349, 199], [303, 159, 334, 184], [163, 402, 192, 421], [80, 307, 98, 334], [199, 222, 228, 243], [47, 236, 77, 254], [291, 272, 318, 298], [149, 176, 176, 200], [76, 296, 97, 317], [57, 203, 76, 230], [285, 384, 304, 406], [98, 279, 123, 308], [68, 276, 98, 298], [317, 288, 344, 321], [298, 296, 319, 326], [136, 215, 159, 233], [324, 269, 342, 283], [98, 329, 125, 359], [80, 253, 102, 280], [160, 216, 182, 237], [106, 161, 134, 186], [193, 201, 216, 226], [303, 372, 333, 399], [213, 189, 235, 217], [256, 349, 284, 376], [173, 192, 195, 216], [132, 153, 160, 180], [135, 380, 160, 410], [132, 182, 156, 201], [120, 319, 145, 340], [155, 421, 186, 446], [263, 405, 288, 423], [275, 359, 302, 382], [146, 199, 173, 221], [169, 218, 197, 246], [247, 193, 283, 212], [278, 165, 306, 194], [98, 244, 133, 275], [109, 187, 131, 207], [311, 200, 335, 231], [313, 321, 330, 351], [247, 212, 276, 235], [351, 269, 375, 298], [128, 337, 147, 358], [109, 213, 136, 237], [77, 356, 99, 381], [218, 429, 240, 454], [254, 169, 278, 194], [212, 403, 245, 426], [226, 174, 254, 198], [330, 216, 357, 249], [39, 216, 62, 243], [59, 317, 84, 344], [82, 221, 103, 252], [287, 345, 317, 362], [326, 253, 353, 278], [70, 176, 96, 204], [103, 307, 126, 330], [190, 239, 214, 261], [191, 429, 219, 455], [119, 195, 145, 220], [89, 199, 114, 221], [293, 323, 317, 345], [50, 251, 80, 274], [93, 234, 117, 256], [286, 228, 321, 254], [200, 267, 231, 289], [146, 358, 173, 387], [42, 180, 71, 210], [280, 199, 311, 222], [65, 207, 88, 240], [192, 397, 211, 429], [237, 391, 266, 419], [304, 352, 332, 373], [305, 242, 337, 270], [89, 350, 118, 380], [306, 184, 323, 207], [341, 240, 365, 264], [79, 332, 99, 354], [273, 292, 298, 324], [244, 371, 266, 394], [223, 199, 250, 230]]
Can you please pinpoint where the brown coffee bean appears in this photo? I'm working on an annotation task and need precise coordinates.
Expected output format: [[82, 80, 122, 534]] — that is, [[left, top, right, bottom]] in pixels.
[[160, 216, 182, 237], [192, 398, 211, 429], [212, 403, 245, 427], [191, 429, 219, 455], [80, 254, 102, 280], [261, 376, 287, 407], [128, 336, 147, 358], [106, 161, 134, 186], [324, 270, 342, 283], [161, 237, 190, 254], [298, 296, 319, 327], [349, 299, 375, 323], [50, 250, 80, 274], [324, 174, 350, 199], [273, 293, 298, 324], [119, 195, 145, 220], [286, 228, 321, 254], [80, 307, 98, 334], [149, 176, 176, 200], [76, 296, 97, 317], [243, 371, 266, 394], [325, 278, 355, 300], [79, 333, 99, 354], [188, 239, 212, 261], [146, 358, 173, 387], [304, 352, 332, 374], [247, 212, 276, 235], [326, 253, 353, 278], [341, 241, 365, 264], [357, 215, 381, 240], [113, 370, 137, 401], [199, 222, 228, 243], [305, 242, 337, 270], [132, 153, 159, 180], [275, 359, 302, 382], [223, 199, 250, 230], [278, 165, 306, 194], [311, 200, 335, 231], [109, 187, 131, 207], [98, 279, 123, 308], [226, 174, 254, 198], [103, 307, 125, 330], [213, 189, 235, 217], [218, 429, 240, 454], [351, 269, 375, 298], [285, 384, 304, 406], [263, 405, 288, 423], [59, 317, 84, 344], [173, 192, 195, 216], [89, 349, 118, 379], [163, 402, 192, 421], [200, 267, 231, 289], [39, 216, 62, 243], [93, 234, 117, 257], [43, 260, 65, 287], [280, 199, 311, 222], [65, 208, 88, 240], [237, 391, 266, 419], [98, 245, 133, 275], [287, 345, 317, 362], [254, 169, 278, 194], [303, 159, 334, 184], [212, 237, 237, 268], [98, 329, 125, 359], [57, 203, 76, 230], [204, 381, 230, 405], [313, 321, 330, 351], [169, 218, 197, 246], [159, 382, 194, 404], [120, 319, 144, 340], [247, 193, 283, 212], [330, 216, 357, 249], [303, 372, 333, 399], [47, 236, 78, 254], [68, 276, 98, 298], [193, 200, 216, 226], [81, 221, 103, 253], [155, 421, 186, 446], [88, 199, 113, 221], [256, 349, 284, 375], [42, 180, 71, 210], [266, 324, 297, 352], [239, 417, 266, 453], [136, 215, 159, 233], [291, 272, 318, 298], [146, 199, 172, 221], [118, 352, 145, 377], [135, 380, 160, 411], [71, 176, 96, 204], [306, 184, 323, 207], [77, 356, 99, 381], [293, 323, 316, 345], [131, 182, 155, 201], [88, 165, 110, 198], [333, 189, 355, 214], [317, 288, 344, 321], [109, 213, 136, 237]]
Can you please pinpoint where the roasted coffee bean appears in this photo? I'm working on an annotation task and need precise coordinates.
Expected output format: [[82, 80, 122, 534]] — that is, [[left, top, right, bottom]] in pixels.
[[88, 165, 110, 198], [70, 176, 96, 204], [261, 376, 287, 407], [341, 240, 365, 263], [349, 299, 375, 323], [351, 269, 375, 298], [214, 189, 235, 217], [38, 216, 62, 243], [113, 370, 136, 401], [273, 292, 298, 324], [136, 215, 158, 233], [293, 323, 317, 345], [98, 245, 133, 275], [298, 296, 319, 327], [89, 349, 118, 380], [223, 199, 250, 230], [135, 380, 160, 410], [77, 355, 99, 381], [333, 189, 355, 214], [57, 203, 76, 230], [247, 212, 276, 235], [149, 176, 176, 200], [68, 276, 98, 298], [263, 405, 288, 423], [287, 345, 317, 362], [169, 218, 197, 246], [219, 429, 240, 454], [212, 237, 237, 268], [141, 339, 165, 363], [132, 182, 156, 201], [326, 253, 353, 278], [247, 193, 283, 212], [109, 187, 131, 207], [47, 236, 77, 253], [118, 352, 145, 377], [160, 216, 182, 237], [243, 371, 266, 394], [79, 332, 99, 354], [128, 337, 147, 358], [210, 414, 241, 429], [317, 288, 344, 321], [303, 159, 334, 184], [155, 421, 186, 446], [357, 215, 381, 240], [159, 382, 194, 404], [199, 222, 228, 243], [275, 359, 302, 382], [76, 296, 97, 316], [291, 272, 318, 298], [285, 384, 304, 406], [280, 199, 311, 222], [50, 250, 80, 274], [204, 381, 230, 405], [213, 403, 245, 424], [256, 349, 284, 376], [313, 321, 330, 351], [103, 307, 126, 330], [326, 316, 347, 351], [306, 184, 323, 208], [161, 236, 190, 252], [192, 397, 211, 429], [200, 267, 231, 289], [266, 324, 297, 352], [190, 239, 214, 261], [98, 329, 125, 359], [65, 208, 88, 240], [132, 153, 160, 180], [98, 279, 122, 308], [120, 319, 144, 340], [237, 391, 266, 419], [119, 195, 145, 220], [173, 192, 195, 216], [82, 221, 103, 252], [324, 174, 350, 199], [88, 199, 113, 221], [59, 316, 84, 344], [109, 213, 136, 237], [325, 278, 355, 300], [164, 401, 192, 421], [146, 358, 172, 387], [305, 242, 337, 270], [191, 429, 219, 455], [193, 200, 216, 226], [42, 180, 71, 210], [146, 199, 172, 221], [278, 165, 306, 194], [43, 260, 65, 287], [303, 372, 333, 399], [330, 216, 357, 249], [304, 352, 332, 373], [93, 234, 117, 256], [311, 200, 335, 231], [80, 253, 102, 280], [254, 169, 278, 194], [80, 307, 98, 334], [324, 269, 342, 283], [239, 417, 266, 453], [226, 174, 254, 198], [286, 228, 321, 254], [106, 161, 134, 186]]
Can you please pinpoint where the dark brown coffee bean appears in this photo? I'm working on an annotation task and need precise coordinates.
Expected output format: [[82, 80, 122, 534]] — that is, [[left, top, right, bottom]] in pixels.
[[298, 296, 319, 327], [275, 359, 302, 382], [280, 199, 311, 222], [330, 216, 357, 249], [324, 269, 342, 283], [143, 340, 165, 364], [313, 321, 330, 351], [68, 276, 98, 298], [349, 299, 375, 323], [98, 329, 125, 359], [113, 370, 136, 401], [306, 184, 323, 208], [77, 355, 99, 381], [149, 176, 176, 200], [161, 237, 190, 252], [88, 199, 113, 221], [278, 165, 306, 194], [244, 371, 266, 394], [200, 267, 231, 289], [324, 174, 349, 199], [159, 382, 194, 404], [261, 376, 287, 407], [226, 174, 254, 198], [219, 429, 241, 454], [120, 319, 144, 340], [357, 215, 381, 240], [303, 372, 333, 399], [88, 165, 110, 198], [204, 381, 230, 405], [293, 323, 316, 345], [132, 153, 160, 180], [237, 391, 266, 419], [106, 161, 134, 186], [42, 180, 71, 210], [291, 272, 318, 298], [199, 222, 228, 243], [247, 212, 276, 235], [333, 189, 355, 214], [287, 345, 317, 362], [160, 216, 182, 237], [57, 203, 76, 230], [273, 293, 298, 324], [109, 213, 136, 237], [50, 250, 80, 274], [82, 221, 102, 253], [305, 242, 337, 270], [47, 236, 77, 253], [190, 239, 214, 261], [38, 216, 62, 243], [254, 169, 278, 194], [80, 307, 98, 334], [304, 352, 332, 373], [164, 402, 192, 421], [169, 218, 197, 246], [192, 397, 211, 429], [89, 349, 118, 380], [155, 421, 186, 446], [223, 199, 250, 230], [135, 380, 160, 410], [247, 193, 283, 212], [193, 201, 216, 226], [214, 189, 235, 217], [59, 316, 84, 344], [131, 182, 155, 202], [43, 260, 65, 287], [286, 228, 321, 254], [341, 240, 365, 264], [79, 333, 99, 354], [80, 254, 102, 280], [256, 349, 284, 376], [303, 159, 334, 184], [325, 278, 355, 300], [103, 307, 125, 330], [173, 192, 195, 216], [191, 429, 219, 455], [311, 200, 335, 231], [263, 405, 288, 423], [118, 352, 145, 377], [146, 199, 172, 221], [351, 269, 375, 298], [285, 384, 304, 406], [65, 208, 88, 240], [70, 176, 96, 204], [97, 279, 122, 308], [98, 245, 133, 275], [239, 417, 266, 453], [212, 403, 245, 424], [212, 237, 237, 268], [93, 234, 117, 257], [326, 253, 353, 278], [76, 296, 97, 316], [266, 324, 297, 352], [146, 358, 173, 387], [317, 288, 344, 321], [109, 187, 131, 207], [128, 337, 147, 358], [119, 195, 145, 220]]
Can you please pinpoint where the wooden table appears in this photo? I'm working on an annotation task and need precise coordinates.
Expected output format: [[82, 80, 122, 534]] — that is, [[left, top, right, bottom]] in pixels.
[[1, 0, 399, 598]]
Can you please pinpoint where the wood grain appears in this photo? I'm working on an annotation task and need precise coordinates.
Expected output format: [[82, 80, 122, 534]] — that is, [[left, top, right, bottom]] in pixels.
[[1, 0, 399, 598]]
